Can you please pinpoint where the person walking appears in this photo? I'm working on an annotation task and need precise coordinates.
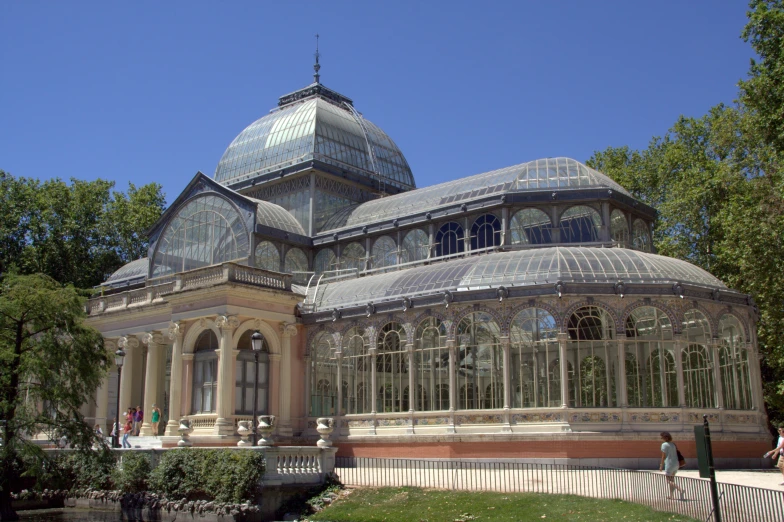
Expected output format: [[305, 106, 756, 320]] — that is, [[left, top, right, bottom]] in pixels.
[[151, 404, 161, 438], [764, 426, 784, 485], [122, 419, 132, 448], [659, 432, 685, 500], [134, 406, 143, 436]]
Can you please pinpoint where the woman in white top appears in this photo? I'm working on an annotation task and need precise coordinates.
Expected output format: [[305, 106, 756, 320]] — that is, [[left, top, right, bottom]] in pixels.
[[659, 431, 685, 500], [764, 426, 784, 485]]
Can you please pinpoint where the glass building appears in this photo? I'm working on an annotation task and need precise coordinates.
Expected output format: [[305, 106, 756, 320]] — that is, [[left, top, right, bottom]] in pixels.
[[83, 72, 768, 467]]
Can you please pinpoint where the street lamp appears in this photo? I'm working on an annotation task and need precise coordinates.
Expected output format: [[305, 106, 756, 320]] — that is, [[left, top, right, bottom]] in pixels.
[[250, 331, 264, 446], [113, 348, 125, 448]]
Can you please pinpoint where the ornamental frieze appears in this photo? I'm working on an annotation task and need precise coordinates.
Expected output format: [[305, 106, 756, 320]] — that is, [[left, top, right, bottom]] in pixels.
[[628, 412, 681, 423], [569, 412, 622, 423]]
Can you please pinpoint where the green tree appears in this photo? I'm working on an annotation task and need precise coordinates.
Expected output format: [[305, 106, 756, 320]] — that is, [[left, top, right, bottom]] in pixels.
[[0, 273, 110, 521], [0, 172, 165, 289]]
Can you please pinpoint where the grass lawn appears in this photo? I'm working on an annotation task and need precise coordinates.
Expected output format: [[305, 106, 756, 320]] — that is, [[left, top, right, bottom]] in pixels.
[[308, 487, 698, 522]]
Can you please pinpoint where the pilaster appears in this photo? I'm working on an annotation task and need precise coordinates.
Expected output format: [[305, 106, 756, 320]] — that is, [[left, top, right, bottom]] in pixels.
[[279, 322, 298, 436], [165, 322, 184, 436], [214, 315, 240, 436], [182, 353, 194, 416], [117, 335, 139, 419], [140, 332, 165, 436]]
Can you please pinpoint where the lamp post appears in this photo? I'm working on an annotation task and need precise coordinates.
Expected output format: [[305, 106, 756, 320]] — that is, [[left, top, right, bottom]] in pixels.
[[250, 331, 264, 446], [113, 348, 126, 448]]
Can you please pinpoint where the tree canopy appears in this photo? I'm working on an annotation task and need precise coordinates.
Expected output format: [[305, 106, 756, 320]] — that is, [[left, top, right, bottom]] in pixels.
[[0, 172, 165, 289], [588, 1, 784, 427]]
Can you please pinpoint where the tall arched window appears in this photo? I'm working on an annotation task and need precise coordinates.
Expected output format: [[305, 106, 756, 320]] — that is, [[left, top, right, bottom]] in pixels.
[[610, 209, 629, 247], [254, 241, 280, 272], [340, 242, 366, 272], [310, 332, 337, 416], [401, 229, 429, 264], [435, 222, 464, 257], [625, 307, 677, 407], [719, 315, 752, 410], [235, 330, 269, 415], [284, 247, 308, 284], [632, 219, 651, 252], [377, 322, 408, 413], [567, 306, 616, 407], [456, 313, 502, 410], [152, 194, 250, 278], [192, 330, 219, 414], [415, 317, 449, 411], [559, 205, 602, 243], [510, 208, 552, 245], [372, 236, 397, 271], [510, 308, 560, 408], [314, 248, 336, 276], [342, 327, 371, 414], [682, 309, 716, 408], [470, 214, 501, 250]]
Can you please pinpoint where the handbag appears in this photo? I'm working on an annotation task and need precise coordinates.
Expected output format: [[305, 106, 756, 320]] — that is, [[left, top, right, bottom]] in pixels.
[[675, 444, 686, 468]]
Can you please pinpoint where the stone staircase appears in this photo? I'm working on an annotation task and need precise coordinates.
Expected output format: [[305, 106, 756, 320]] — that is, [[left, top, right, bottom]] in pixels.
[[126, 435, 162, 449]]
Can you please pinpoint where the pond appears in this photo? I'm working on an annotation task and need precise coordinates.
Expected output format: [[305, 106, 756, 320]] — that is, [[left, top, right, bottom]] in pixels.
[[20, 510, 123, 522]]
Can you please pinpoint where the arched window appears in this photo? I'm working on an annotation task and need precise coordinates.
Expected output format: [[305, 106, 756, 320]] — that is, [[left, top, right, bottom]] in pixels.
[[470, 214, 501, 250], [632, 219, 651, 252], [401, 229, 429, 264], [284, 247, 308, 284], [254, 241, 280, 272], [510, 308, 560, 408], [192, 330, 219, 414], [625, 307, 676, 407], [456, 312, 502, 410], [719, 315, 752, 410], [435, 222, 464, 257], [567, 306, 616, 407], [310, 332, 337, 416], [559, 205, 602, 243], [510, 209, 552, 245], [235, 330, 269, 415], [342, 327, 371, 414], [372, 236, 397, 271], [682, 309, 715, 408], [415, 317, 449, 411], [152, 194, 250, 278], [377, 322, 407, 413], [610, 209, 629, 247], [340, 242, 366, 272], [314, 248, 336, 276]]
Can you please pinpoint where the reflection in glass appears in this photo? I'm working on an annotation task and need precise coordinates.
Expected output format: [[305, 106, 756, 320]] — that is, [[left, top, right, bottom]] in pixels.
[[415, 317, 449, 411], [284, 247, 309, 284], [625, 307, 676, 407], [567, 306, 616, 407], [402, 229, 429, 263], [372, 236, 397, 271], [456, 313, 502, 410], [559, 205, 602, 243], [510, 308, 560, 407], [632, 219, 651, 252], [611, 209, 629, 247], [719, 314, 752, 410], [310, 332, 337, 416], [377, 323, 407, 413], [510, 208, 552, 245], [314, 248, 337, 275], [341, 243, 366, 272], [254, 241, 280, 272]]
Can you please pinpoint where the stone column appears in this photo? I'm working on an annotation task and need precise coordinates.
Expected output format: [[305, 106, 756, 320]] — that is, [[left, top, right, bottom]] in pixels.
[[269, 353, 281, 417], [407, 343, 416, 412], [215, 315, 240, 436], [501, 337, 511, 409], [279, 322, 298, 436], [140, 332, 165, 436], [447, 340, 457, 412], [182, 353, 194, 415], [117, 336, 139, 419], [557, 333, 568, 408], [369, 347, 378, 414], [711, 340, 725, 409], [617, 335, 628, 407], [674, 335, 687, 408], [165, 322, 184, 436]]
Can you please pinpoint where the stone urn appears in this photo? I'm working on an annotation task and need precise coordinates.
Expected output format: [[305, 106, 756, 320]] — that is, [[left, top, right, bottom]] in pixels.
[[236, 420, 252, 446], [316, 417, 334, 448], [177, 419, 193, 447], [256, 415, 276, 447]]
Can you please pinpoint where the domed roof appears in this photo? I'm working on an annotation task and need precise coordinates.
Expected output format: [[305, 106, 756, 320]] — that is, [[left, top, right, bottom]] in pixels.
[[320, 157, 633, 232], [305, 246, 726, 312], [103, 257, 148, 287], [214, 85, 415, 192], [250, 197, 307, 236]]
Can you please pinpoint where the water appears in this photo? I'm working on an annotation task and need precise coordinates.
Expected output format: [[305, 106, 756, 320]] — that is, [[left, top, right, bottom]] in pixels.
[[19, 510, 123, 522]]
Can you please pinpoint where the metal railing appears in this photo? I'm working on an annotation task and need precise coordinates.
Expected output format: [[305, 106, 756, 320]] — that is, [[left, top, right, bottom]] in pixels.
[[334, 457, 784, 522]]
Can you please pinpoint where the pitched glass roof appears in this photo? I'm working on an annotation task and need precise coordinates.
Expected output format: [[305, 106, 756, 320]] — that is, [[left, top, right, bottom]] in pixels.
[[214, 96, 415, 191], [104, 257, 148, 286], [319, 157, 632, 232], [305, 247, 726, 311], [250, 198, 307, 235]]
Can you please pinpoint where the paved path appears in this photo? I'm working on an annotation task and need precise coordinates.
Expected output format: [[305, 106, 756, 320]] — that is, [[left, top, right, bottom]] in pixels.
[[677, 469, 783, 491]]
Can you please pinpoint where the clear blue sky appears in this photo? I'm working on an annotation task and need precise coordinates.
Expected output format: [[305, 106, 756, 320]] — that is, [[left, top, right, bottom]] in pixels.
[[1, 1, 753, 205]]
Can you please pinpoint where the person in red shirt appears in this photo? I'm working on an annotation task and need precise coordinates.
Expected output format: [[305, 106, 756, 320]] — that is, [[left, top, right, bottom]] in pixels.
[[122, 419, 132, 448]]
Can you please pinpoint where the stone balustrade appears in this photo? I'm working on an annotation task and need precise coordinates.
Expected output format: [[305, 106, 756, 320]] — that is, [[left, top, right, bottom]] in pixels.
[[87, 263, 292, 316]]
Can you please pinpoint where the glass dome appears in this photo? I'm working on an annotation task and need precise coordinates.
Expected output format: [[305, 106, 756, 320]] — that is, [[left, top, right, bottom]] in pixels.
[[214, 95, 415, 192], [306, 246, 726, 311], [103, 257, 148, 287], [319, 158, 632, 232]]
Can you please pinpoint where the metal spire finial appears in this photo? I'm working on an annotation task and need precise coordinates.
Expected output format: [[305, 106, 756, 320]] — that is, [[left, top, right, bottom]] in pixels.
[[313, 33, 321, 84]]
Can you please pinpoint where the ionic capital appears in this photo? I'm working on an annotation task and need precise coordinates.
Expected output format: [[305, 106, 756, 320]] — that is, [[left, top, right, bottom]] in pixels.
[[141, 331, 165, 346], [117, 335, 139, 350], [168, 321, 183, 340], [216, 315, 240, 331], [279, 322, 298, 338]]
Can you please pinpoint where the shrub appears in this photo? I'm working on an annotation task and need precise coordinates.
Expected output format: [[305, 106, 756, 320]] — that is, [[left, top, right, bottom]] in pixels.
[[148, 448, 205, 500], [113, 451, 152, 493], [62, 450, 116, 490]]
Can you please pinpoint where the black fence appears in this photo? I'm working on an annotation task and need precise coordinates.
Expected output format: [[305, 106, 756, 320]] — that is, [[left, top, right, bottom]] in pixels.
[[334, 457, 784, 522]]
